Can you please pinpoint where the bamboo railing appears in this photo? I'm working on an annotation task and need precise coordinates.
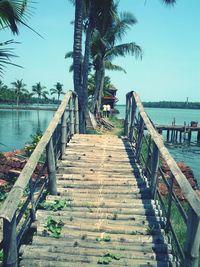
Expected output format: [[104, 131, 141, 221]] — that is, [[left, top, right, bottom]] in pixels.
[[125, 91, 200, 267], [0, 90, 79, 267]]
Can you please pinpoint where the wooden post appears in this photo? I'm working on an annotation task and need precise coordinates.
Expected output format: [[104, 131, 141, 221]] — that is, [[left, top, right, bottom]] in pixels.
[[75, 96, 79, 134], [135, 116, 145, 161], [150, 141, 159, 199], [70, 98, 75, 135], [46, 138, 57, 195], [61, 111, 67, 158], [188, 129, 192, 144], [129, 98, 137, 142], [124, 94, 131, 136], [29, 180, 36, 221], [167, 130, 170, 142], [3, 214, 18, 267], [179, 131, 182, 143], [165, 174, 174, 232], [184, 208, 200, 267], [197, 130, 200, 143]]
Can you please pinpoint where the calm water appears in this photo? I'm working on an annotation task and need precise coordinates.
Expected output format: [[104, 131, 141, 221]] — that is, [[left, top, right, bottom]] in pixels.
[[117, 105, 200, 183], [0, 105, 199, 183], [0, 109, 54, 151]]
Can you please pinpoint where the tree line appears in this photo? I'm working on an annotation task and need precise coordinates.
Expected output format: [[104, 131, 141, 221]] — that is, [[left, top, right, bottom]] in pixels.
[[0, 80, 65, 106], [143, 101, 200, 110]]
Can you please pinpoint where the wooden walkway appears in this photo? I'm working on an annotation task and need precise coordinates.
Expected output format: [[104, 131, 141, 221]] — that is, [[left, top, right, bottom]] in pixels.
[[20, 134, 173, 267]]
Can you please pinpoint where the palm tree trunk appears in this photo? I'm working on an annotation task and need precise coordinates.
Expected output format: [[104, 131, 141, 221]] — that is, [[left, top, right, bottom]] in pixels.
[[82, 2, 96, 127], [92, 59, 105, 116], [16, 95, 19, 107], [73, 0, 85, 133], [97, 63, 105, 114]]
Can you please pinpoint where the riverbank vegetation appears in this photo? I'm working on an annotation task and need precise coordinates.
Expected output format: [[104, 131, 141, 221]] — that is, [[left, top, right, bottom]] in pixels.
[[143, 101, 200, 109], [0, 80, 64, 105]]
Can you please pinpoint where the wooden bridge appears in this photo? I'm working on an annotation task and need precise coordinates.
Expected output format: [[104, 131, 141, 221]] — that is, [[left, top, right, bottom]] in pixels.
[[0, 91, 200, 267]]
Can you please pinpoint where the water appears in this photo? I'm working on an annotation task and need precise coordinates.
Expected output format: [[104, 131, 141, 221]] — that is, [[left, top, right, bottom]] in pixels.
[[0, 105, 199, 183], [117, 105, 200, 183], [0, 109, 54, 151]]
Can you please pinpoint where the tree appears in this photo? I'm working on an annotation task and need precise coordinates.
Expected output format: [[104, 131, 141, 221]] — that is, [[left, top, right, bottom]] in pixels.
[[50, 82, 65, 101], [91, 10, 142, 114], [32, 82, 49, 104], [72, 0, 85, 133], [0, 0, 33, 73], [11, 79, 28, 106]]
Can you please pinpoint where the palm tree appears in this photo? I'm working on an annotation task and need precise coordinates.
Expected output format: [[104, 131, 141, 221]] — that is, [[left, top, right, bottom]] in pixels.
[[11, 79, 28, 106], [0, 1, 33, 73], [72, 0, 85, 132], [91, 10, 142, 114], [32, 82, 48, 104], [50, 82, 65, 101]]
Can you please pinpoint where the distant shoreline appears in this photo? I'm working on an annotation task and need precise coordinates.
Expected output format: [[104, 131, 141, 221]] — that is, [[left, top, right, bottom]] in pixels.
[[117, 102, 200, 110]]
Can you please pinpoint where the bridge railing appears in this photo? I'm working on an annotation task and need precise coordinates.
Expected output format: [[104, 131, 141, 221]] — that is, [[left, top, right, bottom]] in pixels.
[[125, 91, 200, 267], [0, 90, 79, 267]]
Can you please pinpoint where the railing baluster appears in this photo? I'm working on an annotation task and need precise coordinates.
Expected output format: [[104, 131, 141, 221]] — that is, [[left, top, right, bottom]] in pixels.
[[135, 116, 144, 160], [129, 98, 137, 143], [124, 93, 131, 136], [29, 180, 36, 221], [150, 141, 159, 199], [46, 137, 57, 195], [3, 214, 17, 267], [70, 97, 75, 135], [165, 174, 174, 232], [61, 110, 67, 158], [75, 95, 79, 134], [184, 208, 200, 267]]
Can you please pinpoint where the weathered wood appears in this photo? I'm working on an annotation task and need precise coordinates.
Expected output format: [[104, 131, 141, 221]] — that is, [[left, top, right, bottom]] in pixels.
[[20, 135, 173, 266], [135, 115, 145, 160], [75, 96, 79, 133], [3, 213, 17, 267], [46, 138, 57, 195], [0, 91, 77, 223], [132, 91, 200, 218], [184, 207, 200, 267], [61, 110, 67, 158], [150, 141, 159, 199], [69, 97, 75, 135]]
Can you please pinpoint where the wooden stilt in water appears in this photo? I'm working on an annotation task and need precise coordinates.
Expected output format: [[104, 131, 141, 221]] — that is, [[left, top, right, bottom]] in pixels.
[[197, 130, 200, 143], [167, 130, 170, 142]]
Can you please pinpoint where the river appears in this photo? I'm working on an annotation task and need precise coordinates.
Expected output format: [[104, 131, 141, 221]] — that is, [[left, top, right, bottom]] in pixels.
[[117, 105, 200, 183], [0, 105, 199, 183]]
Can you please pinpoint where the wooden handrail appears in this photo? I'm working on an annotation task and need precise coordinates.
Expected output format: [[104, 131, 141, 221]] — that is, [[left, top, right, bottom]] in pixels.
[[125, 91, 200, 266], [130, 91, 200, 217], [0, 90, 77, 223]]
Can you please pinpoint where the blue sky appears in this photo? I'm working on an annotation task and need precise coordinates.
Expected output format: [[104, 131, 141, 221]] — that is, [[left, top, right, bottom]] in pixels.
[[1, 0, 200, 104]]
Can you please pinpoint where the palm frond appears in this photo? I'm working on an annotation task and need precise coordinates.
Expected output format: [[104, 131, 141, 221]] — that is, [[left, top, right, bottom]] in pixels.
[[105, 61, 126, 73], [65, 51, 73, 59], [105, 42, 143, 60], [0, 40, 22, 75]]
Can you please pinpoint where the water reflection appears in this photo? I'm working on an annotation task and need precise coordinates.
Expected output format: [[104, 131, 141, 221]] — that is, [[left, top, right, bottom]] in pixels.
[[0, 109, 54, 151]]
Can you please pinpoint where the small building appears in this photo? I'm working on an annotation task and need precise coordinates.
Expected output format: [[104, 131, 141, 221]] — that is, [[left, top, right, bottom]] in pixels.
[[102, 86, 118, 109]]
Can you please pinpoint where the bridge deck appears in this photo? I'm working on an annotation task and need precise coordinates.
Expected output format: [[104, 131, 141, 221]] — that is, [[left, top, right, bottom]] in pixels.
[[20, 134, 173, 267]]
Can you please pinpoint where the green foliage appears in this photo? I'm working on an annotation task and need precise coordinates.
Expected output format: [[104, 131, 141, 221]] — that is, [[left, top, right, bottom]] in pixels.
[[0, 191, 7, 202], [0, 249, 3, 261], [44, 216, 64, 238], [40, 199, 71, 211], [98, 252, 121, 265], [24, 131, 43, 156], [96, 235, 111, 242], [143, 101, 200, 110]]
